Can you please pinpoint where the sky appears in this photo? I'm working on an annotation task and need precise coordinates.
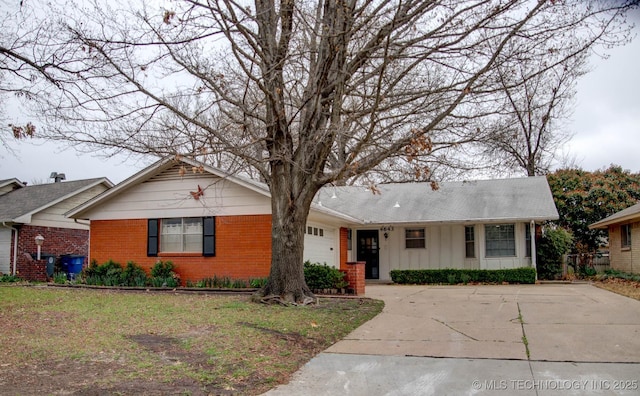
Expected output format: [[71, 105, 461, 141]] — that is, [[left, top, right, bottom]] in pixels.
[[1, 10, 639, 186]]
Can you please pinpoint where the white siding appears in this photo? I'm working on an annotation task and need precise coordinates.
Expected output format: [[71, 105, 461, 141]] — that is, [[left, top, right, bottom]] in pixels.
[[360, 222, 532, 280], [31, 184, 109, 230], [0, 228, 12, 274], [303, 222, 339, 267], [478, 223, 532, 270], [82, 165, 272, 220]]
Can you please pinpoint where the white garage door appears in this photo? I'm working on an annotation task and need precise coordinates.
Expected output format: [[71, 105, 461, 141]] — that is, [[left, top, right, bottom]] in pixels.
[[0, 228, 12, 275], [303, 224, 338, 267]]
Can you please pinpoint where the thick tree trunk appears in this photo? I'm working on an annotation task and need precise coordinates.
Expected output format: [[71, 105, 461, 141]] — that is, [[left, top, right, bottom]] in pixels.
[[253, 166, 319, 305]]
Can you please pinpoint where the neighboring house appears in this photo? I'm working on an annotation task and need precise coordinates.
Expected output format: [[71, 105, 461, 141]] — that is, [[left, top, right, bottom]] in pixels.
[[0, 177, 113, 280], [68, 156, 559, 284], [589, 202, 640, 274]]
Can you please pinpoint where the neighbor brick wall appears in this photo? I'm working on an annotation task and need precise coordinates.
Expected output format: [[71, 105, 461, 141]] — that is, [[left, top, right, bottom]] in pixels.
[[89, 215, 273, 284], [14, 225, 89, 281], [608, 222, 640, 274]]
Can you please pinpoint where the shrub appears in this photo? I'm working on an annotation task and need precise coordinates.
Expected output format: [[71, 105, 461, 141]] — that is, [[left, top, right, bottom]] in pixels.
[[83, 260, 150, 287], [303, 261, 349, 290], [390, 268, 536, 285], [120, 261, 149, 287], [53, 272, 67, 284], [186, 276, 267, 289], [249, 277, 268, 288], [537, 225, 573, 280], [83, 259, 124, 286], [0, 274, 21, 283], [150, 260, 180, 287]]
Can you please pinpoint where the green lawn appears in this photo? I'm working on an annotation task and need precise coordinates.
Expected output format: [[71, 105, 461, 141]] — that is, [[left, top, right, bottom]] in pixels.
[[0, 286, 383, 395]]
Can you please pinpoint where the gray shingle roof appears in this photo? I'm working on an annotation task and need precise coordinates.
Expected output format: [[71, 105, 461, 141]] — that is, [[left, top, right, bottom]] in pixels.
[[0, 179, 108, 222], [315, 176, 559, 224], [589, 201, 640, 229]]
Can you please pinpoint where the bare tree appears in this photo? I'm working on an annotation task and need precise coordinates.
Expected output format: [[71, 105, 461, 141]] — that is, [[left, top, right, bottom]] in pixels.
[[10, 0, 637, 303], [472, 49, 588, 176]]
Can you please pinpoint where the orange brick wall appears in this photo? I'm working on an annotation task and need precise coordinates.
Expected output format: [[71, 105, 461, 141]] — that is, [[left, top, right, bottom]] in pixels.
[[345, 261, 366, 295], [338, 228, 365, 295], [90, 215, 273, 284]]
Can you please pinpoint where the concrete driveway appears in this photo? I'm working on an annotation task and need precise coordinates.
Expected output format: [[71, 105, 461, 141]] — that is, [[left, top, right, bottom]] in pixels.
[[266, 284, 640, 395]]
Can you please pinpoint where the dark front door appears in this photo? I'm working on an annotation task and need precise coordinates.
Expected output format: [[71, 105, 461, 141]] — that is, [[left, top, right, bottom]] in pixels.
[[357, 230, 379, 279]]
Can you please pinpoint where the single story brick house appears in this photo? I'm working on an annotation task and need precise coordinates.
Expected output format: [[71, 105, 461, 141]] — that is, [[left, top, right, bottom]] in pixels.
[[68, 156, 559, 283], [0, 177, 113, 280], [589, 202, 640, 274]]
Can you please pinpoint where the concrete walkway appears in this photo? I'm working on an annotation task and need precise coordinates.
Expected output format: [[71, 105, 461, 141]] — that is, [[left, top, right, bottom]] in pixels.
[[266, 284, 640, 395]]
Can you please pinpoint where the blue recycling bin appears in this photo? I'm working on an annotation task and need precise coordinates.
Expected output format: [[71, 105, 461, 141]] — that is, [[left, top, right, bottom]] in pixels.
[[61, 255, 85, 279]]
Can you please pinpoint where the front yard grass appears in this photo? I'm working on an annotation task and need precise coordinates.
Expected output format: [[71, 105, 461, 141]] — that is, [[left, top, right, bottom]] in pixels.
[[0, 286, 383, 395]]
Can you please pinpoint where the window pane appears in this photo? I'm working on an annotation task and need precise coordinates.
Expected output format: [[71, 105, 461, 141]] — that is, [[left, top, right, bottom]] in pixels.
[[465, 226, 475, 258], [162, 234, 182, 252], [622, 225, 631, 248], [162, 218, 182, 234], [184, 234, 203, 252], [485, 224, 515, 257], [405, 228, 425, 249], [183, 218, 202, 234], [161, 218, 203, 252]]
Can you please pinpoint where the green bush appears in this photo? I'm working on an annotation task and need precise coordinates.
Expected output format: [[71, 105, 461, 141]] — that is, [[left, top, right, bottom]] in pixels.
[[150, 260, 180, 288], [121, 261, 149, 287], [303, 261, 349, 290], [389, 267, 536, 285], [537, 226, 573, 280], [83, 259, 124, 286], [249, 277, 268, 288], [53, 272, 67, 284], [0, 274, 21, 283], [83, 260, 150, 287], [186, 276, 267, 289]]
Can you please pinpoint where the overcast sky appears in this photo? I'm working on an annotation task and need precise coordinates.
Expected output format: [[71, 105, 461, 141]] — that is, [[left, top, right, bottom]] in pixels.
[[2, 10, 639, 186]]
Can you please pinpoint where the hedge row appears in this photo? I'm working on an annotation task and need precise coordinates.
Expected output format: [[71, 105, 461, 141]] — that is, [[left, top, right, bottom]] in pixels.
[[390, 267, 536, 285]]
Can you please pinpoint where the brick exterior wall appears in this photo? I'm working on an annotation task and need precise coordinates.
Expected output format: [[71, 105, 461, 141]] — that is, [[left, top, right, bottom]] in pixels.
[[344, 261, 366, 296], [89, 215, 273, 284], [14, 225, 89, 281], [608, 222, 640, 274], [337, 229, 366, 295]]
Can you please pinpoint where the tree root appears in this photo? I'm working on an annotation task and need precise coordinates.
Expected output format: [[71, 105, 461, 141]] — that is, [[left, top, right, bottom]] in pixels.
[[252, 293, 318, 306]]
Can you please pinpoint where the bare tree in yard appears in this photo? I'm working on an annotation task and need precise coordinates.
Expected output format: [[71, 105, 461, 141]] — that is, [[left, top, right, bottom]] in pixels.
[[471, 48, 589, 177], [10, 0, 637, 304]]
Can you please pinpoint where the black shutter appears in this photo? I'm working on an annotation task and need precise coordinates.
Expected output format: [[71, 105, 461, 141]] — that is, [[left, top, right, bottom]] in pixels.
[[203, 216, 215, 257], [147, 219, 159, 257]]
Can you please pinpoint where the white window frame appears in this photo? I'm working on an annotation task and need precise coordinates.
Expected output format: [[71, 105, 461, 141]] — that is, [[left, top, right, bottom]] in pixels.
[[485, 224, 516, 257], [465, 226, 475, 258], [405, 228, 426, 249], [160, 217, 203, 253]]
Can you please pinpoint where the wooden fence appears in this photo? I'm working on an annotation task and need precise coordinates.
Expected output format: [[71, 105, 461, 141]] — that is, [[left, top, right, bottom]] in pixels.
[[564, 253, 610, 275]]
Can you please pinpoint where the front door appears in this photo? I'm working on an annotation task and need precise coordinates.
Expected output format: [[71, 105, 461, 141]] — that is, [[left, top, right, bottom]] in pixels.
[[357, 230, 379, 279]]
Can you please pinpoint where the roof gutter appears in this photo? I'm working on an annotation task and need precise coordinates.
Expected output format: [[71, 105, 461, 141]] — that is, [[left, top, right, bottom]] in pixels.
[[2, 222, 18, 276]]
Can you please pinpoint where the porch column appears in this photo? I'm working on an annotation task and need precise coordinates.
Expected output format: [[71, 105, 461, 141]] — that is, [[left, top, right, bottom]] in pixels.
[[531, 220, 537, 280]]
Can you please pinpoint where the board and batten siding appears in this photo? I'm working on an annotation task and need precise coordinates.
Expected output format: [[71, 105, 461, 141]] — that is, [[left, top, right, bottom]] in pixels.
[[477, 223, 532, 270], [363, 222, 532, 280], [81, 165, 272, 220], [31, 184, 109, 230]]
